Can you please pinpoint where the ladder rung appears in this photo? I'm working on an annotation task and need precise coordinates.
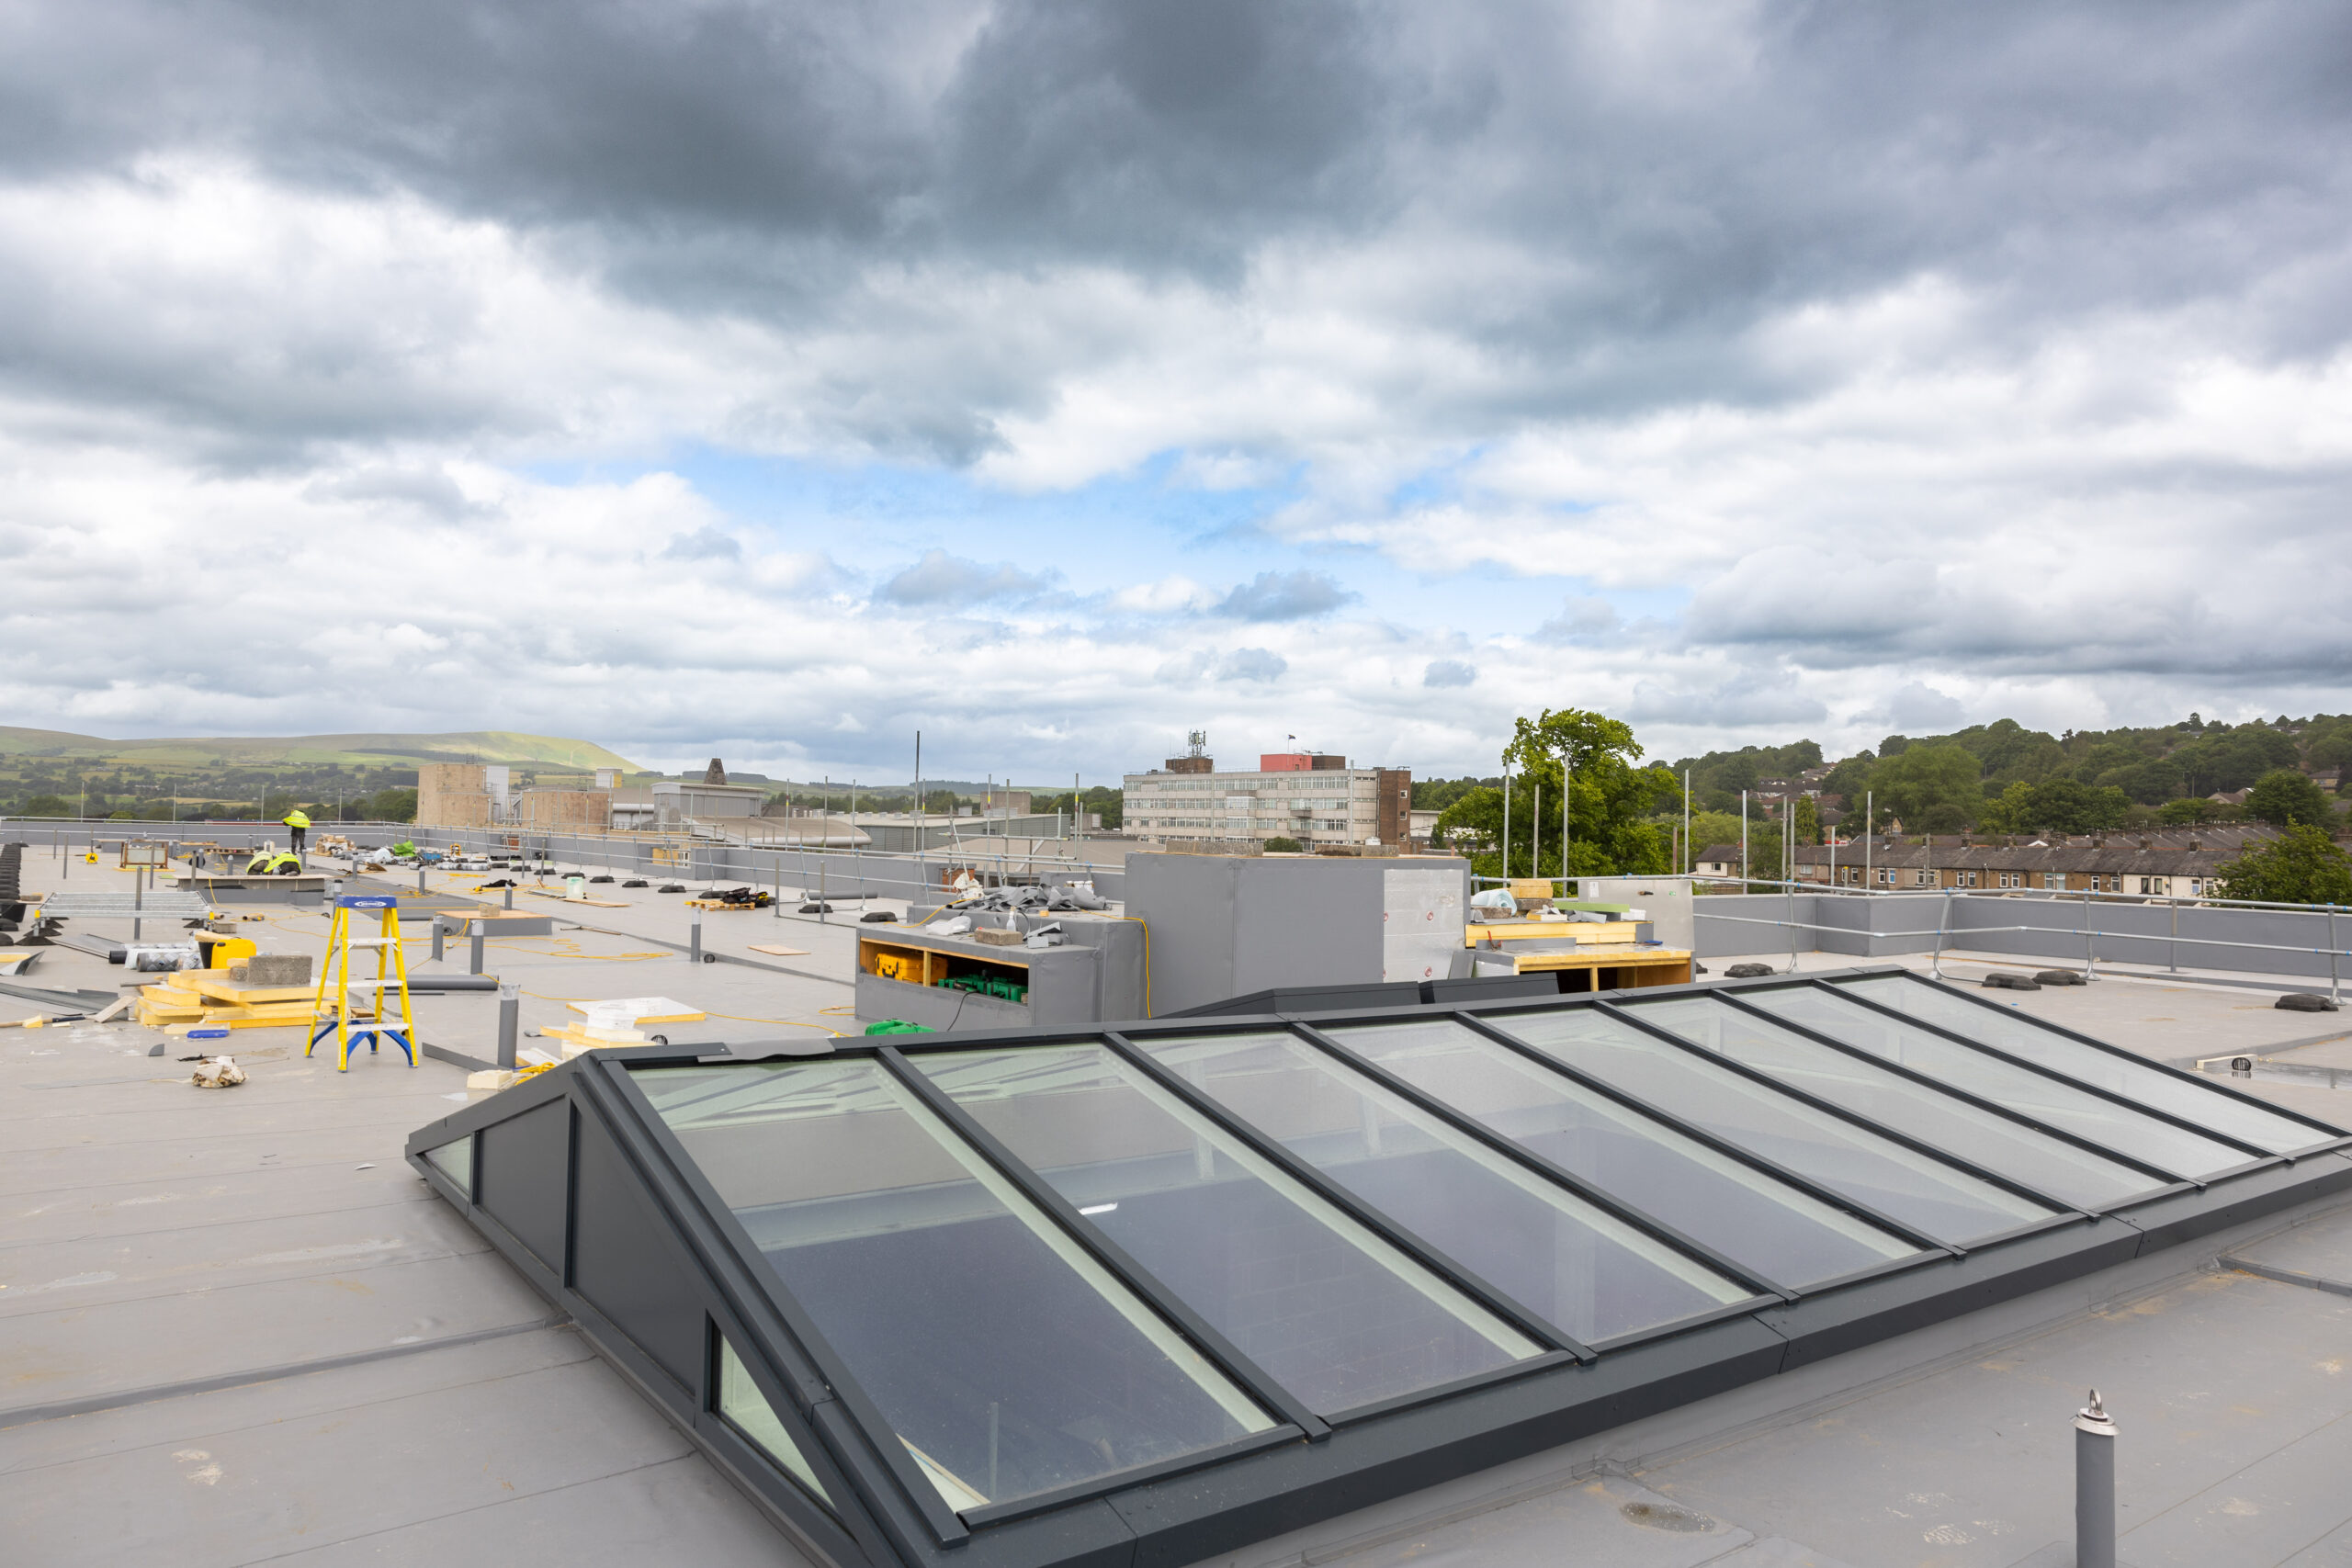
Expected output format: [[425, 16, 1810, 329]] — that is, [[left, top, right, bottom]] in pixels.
[[344, 938, 399, 949]]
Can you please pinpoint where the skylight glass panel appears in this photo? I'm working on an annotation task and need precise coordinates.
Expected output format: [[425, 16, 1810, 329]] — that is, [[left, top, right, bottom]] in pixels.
[[718, 1335, 835, 1509], [1614, 998, 2161, 1211], [1132, 1029, 1758, 1334], [1738, 987, 2251, 1178], [422, 1134, 471, 1194], [1486, 1008, 2052, 1244], [913, 1043, 1544, 1414], [1323, 1018, 1921, 1287], [1831, 974, 2340, 1153], [636, 1061, 1278, 1514]]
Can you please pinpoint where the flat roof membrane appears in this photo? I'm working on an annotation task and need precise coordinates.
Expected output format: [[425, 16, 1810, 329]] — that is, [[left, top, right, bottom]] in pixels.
[[409, 970, 2352, 1568]]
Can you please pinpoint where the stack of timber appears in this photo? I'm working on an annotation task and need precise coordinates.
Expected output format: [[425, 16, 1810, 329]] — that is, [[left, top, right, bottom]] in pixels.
[[136, 970, 364, 1036]]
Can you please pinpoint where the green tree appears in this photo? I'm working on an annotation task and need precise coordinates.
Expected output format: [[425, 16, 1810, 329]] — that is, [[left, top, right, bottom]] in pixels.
[[1684, 809, 1746, 859], [2083, 784, 2132, 830], [2158, 796, 2221, 825], [1262, 836, 1304, 853], [1792, 795, 1820, 846], [1440, 708, 1679, 879], [22, 793, 71, 817], [1977, 781, 2035, 833], [1870, 744, 1983, 833], [2245, 769, 2335, 829], [2212, 824, 2352, 907], [1818, 752, 1875, 805], [360, 786, 418, 822]]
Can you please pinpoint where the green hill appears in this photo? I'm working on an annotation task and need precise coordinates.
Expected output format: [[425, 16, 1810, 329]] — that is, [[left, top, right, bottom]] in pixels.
[[0, 728, 640, 772]]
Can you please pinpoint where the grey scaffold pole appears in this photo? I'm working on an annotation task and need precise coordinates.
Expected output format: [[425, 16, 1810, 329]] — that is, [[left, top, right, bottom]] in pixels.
[[469, 924, 485, 976], [689, 913, 703, 965], [2076, 1389, 2117, 1568], [430, 916, 446, 964]]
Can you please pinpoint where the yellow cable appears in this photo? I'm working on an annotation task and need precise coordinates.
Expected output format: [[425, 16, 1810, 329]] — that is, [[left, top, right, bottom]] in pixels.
[[1117, 914, 1153, 1017]]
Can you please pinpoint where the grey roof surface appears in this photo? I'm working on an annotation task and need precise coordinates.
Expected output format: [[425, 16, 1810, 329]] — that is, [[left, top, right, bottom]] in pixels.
[[8, 856, 2352, 1566]]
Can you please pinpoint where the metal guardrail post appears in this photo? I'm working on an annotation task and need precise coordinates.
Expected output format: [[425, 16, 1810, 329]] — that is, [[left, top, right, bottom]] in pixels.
[[689, 914, 703, 965], [470, 925, 485, 976], [503, 881, 514, 911], [2076, 1390, 2117, 1568], [1929, 891, 1951, 980], [496, 981, 520, 1071], [430, 916, 446, 964], [1787, 875, 1798, 970], [2168, 893, 2178, 974], [2332, 907, 2341, 1005], [2082, 886, 2098, 981]]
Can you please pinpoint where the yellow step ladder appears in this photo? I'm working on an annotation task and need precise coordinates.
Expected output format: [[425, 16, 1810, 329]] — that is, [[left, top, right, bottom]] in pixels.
[[309, 894, 417, 1071]]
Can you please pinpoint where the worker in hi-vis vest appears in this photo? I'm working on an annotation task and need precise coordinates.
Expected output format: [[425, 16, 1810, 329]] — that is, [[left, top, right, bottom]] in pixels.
[[282, 807, 311, 854]]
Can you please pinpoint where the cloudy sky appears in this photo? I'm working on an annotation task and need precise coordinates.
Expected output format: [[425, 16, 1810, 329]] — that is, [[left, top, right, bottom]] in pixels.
[[6, 1, 2348, 783]]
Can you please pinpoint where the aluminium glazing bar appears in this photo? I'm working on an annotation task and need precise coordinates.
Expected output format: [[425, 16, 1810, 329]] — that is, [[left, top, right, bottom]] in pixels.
[[1832, 972, 2352, 1145], [874, 1044, 1331, 1443], [1286, 1021, 1800, 1301], [1098, 1030, 1595, 1361], [1441, 1010, 1958, 1258], [1795, 979, 2274, 1161], [1582, 1000, 2088, 1216], [1704, 991, 2193, 1189]]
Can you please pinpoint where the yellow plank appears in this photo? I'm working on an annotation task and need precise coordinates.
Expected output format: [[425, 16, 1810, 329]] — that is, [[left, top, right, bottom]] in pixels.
[[1463, 920, 1641, 947], [188, 975, 315, 1006], [163, 1016, 312, 1033], [1509, 948, 1690, 973]]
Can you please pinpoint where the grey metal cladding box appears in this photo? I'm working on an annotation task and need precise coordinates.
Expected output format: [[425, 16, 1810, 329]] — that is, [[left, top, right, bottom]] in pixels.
[[1125, 853, 1470, 1016]]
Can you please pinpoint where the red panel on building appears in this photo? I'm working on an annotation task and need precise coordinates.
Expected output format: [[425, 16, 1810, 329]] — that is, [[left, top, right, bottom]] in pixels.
[[1260, 753, 1312, 772]]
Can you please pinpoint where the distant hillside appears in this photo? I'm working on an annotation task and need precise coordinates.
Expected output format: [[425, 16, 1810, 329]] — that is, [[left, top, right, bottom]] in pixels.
[[0, 728, 640, 773]]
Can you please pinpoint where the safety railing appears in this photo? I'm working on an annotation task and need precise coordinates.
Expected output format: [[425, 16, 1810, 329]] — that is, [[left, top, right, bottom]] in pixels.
[[1669, 873, 2347, 1001]]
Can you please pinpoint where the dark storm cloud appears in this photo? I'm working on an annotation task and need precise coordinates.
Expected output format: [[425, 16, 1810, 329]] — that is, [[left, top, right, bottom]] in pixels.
[[14, 2, 2349, 355]]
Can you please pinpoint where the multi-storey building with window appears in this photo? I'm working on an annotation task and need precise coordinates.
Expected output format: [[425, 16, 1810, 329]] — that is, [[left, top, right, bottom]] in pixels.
[[1124, 749, 1412, 849]]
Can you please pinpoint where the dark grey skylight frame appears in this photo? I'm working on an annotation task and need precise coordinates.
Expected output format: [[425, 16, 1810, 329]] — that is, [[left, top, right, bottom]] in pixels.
[[407, 968, 2352, 1568]]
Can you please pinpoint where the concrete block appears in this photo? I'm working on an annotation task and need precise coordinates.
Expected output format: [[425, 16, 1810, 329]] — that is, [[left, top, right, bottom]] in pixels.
[[229, 953, 312, 987]]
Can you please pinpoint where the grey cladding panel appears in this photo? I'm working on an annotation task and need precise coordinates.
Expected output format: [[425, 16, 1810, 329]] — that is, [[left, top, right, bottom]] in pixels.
[[572, 1104, 705, 1392], [475, 1097, 571, 1272]]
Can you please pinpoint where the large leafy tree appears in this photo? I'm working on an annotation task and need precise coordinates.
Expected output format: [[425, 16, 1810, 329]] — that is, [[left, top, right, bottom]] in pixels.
[[1435, 708, 1679, 879], [2212, 824, 2352, 907], [1868, 744, 1984, 834], [2245, 769, 2335, 829]]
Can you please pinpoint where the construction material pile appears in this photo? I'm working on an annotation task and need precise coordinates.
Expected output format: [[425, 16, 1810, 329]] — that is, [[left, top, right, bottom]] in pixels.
[[944, 879, 1106, 914], [137, 953, 330, 1037], [685, 886, 772, 909], [539, 996, 707, 1055]]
